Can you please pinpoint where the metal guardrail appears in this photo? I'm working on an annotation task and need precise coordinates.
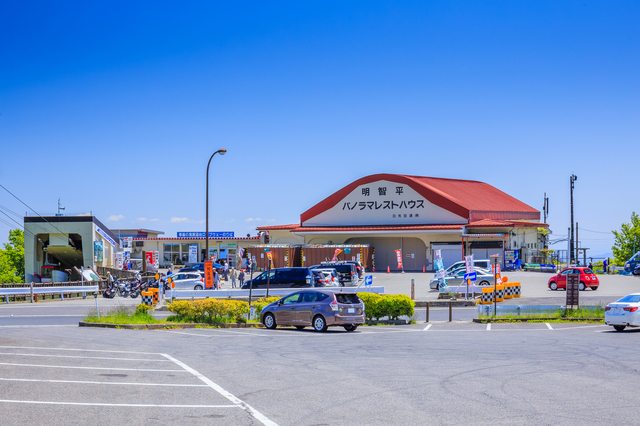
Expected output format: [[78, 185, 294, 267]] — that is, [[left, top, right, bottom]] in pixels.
[[168, 286, 385, 299], [0, 284, 99, 302]]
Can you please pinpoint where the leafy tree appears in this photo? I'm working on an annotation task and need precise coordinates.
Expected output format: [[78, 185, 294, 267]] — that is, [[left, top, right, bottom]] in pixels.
[[612, 212, 640, 266], [0, 229, 24, 283]]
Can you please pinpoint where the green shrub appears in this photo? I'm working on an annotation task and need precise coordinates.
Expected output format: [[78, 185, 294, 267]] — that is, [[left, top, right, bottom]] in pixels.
[[252, 297, 280, 314], [357, 293, 414, 321], [167, 299, 251, 323], [136, 304, 153, 315]]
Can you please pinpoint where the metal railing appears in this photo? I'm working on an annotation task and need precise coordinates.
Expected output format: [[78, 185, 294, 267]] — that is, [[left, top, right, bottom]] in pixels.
[[168, 286, 385, 300], [0, 283, 100, 303]]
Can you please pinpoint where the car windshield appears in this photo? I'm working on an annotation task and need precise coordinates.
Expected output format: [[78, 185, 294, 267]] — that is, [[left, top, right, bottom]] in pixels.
[[335, 294, 361, 304], [615, 295, 640, 304]]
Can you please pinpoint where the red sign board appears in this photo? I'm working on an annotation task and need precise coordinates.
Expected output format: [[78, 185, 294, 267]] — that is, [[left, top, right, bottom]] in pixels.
[[204, 261, 214, 289], [395, 249, 403, 269]]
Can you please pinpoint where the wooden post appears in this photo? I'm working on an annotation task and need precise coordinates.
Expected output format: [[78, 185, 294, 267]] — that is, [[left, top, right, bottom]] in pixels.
[[426, 303, 430, 323], [449, 301, 452, 322], [30, 282, 34, 303]]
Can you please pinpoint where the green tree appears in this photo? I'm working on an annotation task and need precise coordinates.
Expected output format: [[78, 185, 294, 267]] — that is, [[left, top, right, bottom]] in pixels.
[[0, 229, 24, 283], [612, 212, 640, 266]]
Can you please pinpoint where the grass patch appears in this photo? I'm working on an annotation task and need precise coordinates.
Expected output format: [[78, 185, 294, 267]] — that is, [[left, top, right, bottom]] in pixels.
[[479, 305, 605, 321], [84, 305, 161, 324]]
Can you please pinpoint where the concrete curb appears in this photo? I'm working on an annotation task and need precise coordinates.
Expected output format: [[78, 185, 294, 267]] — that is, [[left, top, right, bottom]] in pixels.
[[78, 321, 266, 330], [414, 300, 476, 307], [472, 318, 603, 323]]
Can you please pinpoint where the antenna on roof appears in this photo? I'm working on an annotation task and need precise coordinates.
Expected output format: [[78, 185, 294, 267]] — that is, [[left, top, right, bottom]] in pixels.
[[56, 198, 66, 216]]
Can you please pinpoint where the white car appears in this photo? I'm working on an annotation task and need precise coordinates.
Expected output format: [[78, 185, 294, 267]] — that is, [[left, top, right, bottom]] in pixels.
[[169, 272, 206, 290], [605, 293, 640, 332], [430, 267, 494, 290], [314, 268, 341, 287]]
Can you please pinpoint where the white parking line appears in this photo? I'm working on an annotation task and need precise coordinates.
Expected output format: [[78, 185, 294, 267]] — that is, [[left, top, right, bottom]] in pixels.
[[0, 362, 186, 372], [0, 314, 81, 317], [0, 378, 207, 387], [162, 354, 278, 426], [0, 345, 162, 356], [423, 324, 432, 331], [0, 325, 76, 328], [546, 323, 553, 330], [0, 352, 171, 362], [0, 400, 237, 408]]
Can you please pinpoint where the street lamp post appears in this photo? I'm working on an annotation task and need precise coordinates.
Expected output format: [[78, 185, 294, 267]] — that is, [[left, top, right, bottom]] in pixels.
[[569, 174, 577, 264], [205, 149, 227, 262]]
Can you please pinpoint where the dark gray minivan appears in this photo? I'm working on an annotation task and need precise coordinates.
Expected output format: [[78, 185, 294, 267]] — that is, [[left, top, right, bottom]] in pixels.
[[241, 267, 315, 289]]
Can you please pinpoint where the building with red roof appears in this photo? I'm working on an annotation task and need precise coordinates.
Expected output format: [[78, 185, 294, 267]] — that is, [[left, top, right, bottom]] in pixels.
[[257, 174, 549, 271]]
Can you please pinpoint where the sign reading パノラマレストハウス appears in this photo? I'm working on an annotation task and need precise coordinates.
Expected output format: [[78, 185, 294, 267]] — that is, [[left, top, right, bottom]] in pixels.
[[302, 180, 467, 226]]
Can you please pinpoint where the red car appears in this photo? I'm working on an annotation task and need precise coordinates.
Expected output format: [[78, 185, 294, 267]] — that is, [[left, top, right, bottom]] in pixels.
[[548, 267, 599, 291]]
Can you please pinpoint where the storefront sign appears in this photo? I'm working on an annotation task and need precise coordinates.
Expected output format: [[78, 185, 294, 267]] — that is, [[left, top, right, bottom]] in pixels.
[[177, 232, 234, 238], [96, 227, 116, 246], [94, 241, 103, 262], [303, 180, 467, 226], [189, 245, 198, 263], [145, 252, 153, 266], [395, 249, 403, 269]]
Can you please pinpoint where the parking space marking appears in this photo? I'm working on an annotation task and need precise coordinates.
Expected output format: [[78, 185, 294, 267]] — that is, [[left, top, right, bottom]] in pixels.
[[0, 345, 162, 356], [0, 362, 187, 372], [423, 324, 432, 331], [162, 353, 279, 426], [0, 325, 76, 328], [486, 323, 491, 331], [0, 378, 208, 387], [0, 352, 172, 362], [0, 400, 237, 408], [546, 323, 553, 330], [0, 314, 81, 317]]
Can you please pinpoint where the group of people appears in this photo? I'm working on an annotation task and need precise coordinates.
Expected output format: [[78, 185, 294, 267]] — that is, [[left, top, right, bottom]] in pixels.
[[206, 266, 246, 290]]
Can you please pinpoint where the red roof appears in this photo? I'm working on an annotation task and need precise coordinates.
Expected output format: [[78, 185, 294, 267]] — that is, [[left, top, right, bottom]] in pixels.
[[300, 174, 539, 224], [255, 224, 299, 231], [467, 219, 549, 228], [290, 224, 464, 233]]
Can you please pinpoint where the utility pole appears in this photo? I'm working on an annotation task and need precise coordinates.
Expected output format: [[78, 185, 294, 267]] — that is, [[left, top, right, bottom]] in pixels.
[[543, 193, 549, 224], [569, 175, 577, 264]]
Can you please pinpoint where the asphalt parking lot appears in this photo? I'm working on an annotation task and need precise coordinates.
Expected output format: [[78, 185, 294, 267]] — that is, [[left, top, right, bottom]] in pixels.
[[1, 296, 639, 425]]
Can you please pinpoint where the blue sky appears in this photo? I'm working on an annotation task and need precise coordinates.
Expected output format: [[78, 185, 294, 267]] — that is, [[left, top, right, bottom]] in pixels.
[[1, 1, 638, 257]]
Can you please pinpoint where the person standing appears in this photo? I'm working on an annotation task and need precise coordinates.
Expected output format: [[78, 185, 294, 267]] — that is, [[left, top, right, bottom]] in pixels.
[[223, 262, 229, 281], [603, 258, 608, 275], [238, 270, 245, 288], [230, 268, 237, 288], [211, 269, 220, 290]]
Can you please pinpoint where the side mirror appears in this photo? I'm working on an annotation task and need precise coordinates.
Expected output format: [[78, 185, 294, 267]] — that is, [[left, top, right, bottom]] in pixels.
[[278, 300, 283, 306]]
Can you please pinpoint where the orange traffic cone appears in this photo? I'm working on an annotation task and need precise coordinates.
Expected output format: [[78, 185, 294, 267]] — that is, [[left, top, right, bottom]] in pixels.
[[387, 266, 390, 273], [423, 265, 426, 273]]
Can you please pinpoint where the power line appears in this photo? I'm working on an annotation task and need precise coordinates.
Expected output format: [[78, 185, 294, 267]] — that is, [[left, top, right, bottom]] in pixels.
[[0, 204, 22, 218], [0, 217, 38, 240], [578, 227, 612, 235], [0, 206, 50, 235], [0, 184, 66, 235]]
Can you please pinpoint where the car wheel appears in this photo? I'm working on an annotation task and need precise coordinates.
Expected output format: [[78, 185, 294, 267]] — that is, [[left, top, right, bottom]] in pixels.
[[295, 326, 305, 330], [313, 315, 328, 332], [344, 325, 358, 332], [591, 286, 598, 291], [264, 313, 277, 329], [579, 282, 586, 291], [194, 285, 203, 290], [549, 282, 558, 291], [479, 280, 489, 286], [614, 325, 626, 332]]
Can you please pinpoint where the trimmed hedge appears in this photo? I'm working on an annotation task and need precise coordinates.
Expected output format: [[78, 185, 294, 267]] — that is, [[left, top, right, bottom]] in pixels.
[[357, 293, 414, 321], [166, 297, 280, 323]]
